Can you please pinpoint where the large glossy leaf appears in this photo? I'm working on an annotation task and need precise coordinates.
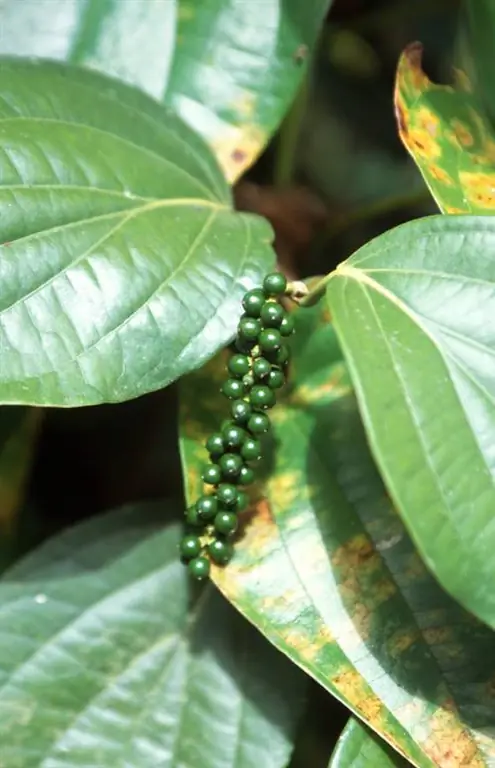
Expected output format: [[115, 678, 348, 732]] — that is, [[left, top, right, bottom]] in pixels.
[[0, 501, 305, 767], [0, 0, 331, 182], [330, 719, 410, 767], [180, 298, 495, 767], [394, 43, 495, 214], [0, 59, 274, 406], [326, 214, 495, 628]]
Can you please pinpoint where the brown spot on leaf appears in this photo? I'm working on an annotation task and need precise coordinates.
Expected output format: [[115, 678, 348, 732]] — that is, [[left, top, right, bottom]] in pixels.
[[423, 709, 481, 767]]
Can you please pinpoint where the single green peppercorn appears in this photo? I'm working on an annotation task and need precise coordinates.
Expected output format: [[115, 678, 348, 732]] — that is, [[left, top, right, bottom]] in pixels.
[[241, 437, 262, 461], [185, 505, 202, 527], [219, 452, 243, 479], [242, 288, 265, 317], [214, 511, 238, 535], [235, 336, 255, 354], [180, 534, 201, 560], [238, 465, 255, 485], [188, 556, 210, 580], [228, 353, 251, 378], [267, 369, 285, 389], [238, 316, 262, 341], [263, 272, 287, 296], [231, 399, 252, 424], [235, 490, 249, 512], [252, 357, 271, 379], [208, 538, 234, 565], [259, 328, 282, 353], [280, 314, 295, 336], [205, 433, 224, 457], [247, 412, 271, 434], [250, 384, 276, 410], [202, 463, 222, 485], [195, 494, 218, 520], [242, 373, 255, 390], [222, 378, 246, 399], [222, 422, 247, 449], [217, 483, 238, 508], [267, 344, 290, 366], [260, 301, 285, 327]]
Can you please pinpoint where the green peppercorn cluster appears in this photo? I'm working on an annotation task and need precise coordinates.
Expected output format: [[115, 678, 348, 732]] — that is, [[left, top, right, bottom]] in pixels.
[[180, 271, 294, 580]]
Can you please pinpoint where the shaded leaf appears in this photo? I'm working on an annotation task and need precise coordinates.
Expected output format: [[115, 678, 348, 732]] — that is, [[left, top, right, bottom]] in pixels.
[[0, 501, 305, 767], [0, 408, 40, 545], [465, 1, 495, 121], [180, 296, 495, 767], [394, 42, 495, 214], [326, 214, 495, 628], [330, 719, 411, 767], [0, 0, 331, 182], [0, 59, 274, 406]]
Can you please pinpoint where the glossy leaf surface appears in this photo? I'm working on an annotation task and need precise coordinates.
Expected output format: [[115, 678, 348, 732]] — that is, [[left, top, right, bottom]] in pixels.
[[180, 298, 495, 767], [0, 0, 331, 181], [330, 719, 410, 767], [394, 43, 495, 214], [327, 214, 495, 628], [0, 60, 273, 406], [0, 501, 305, 766]]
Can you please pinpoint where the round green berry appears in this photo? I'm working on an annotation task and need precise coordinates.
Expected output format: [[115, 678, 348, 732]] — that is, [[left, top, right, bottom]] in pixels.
[[242, 288, 265, 317], [241, 437, 262, 461], [231, 399, 252, 424], [202, 464, 222, 485], [247, 412, 271, 434], [238, 315, 262, 342], [252, 357, 271, 379], [260, 301, 285, 327], [208, 538, 234, 565], [250, 384, 276, 411], [238, 465, 255, 485], [235, 336, 255, 354], [188, 556, 210, 580], [267, 369, 285, 389], [263, 272, 287, 296], [217, 483, 238, 508], [235, 490, 250, 512], [219, 452, 243, 479], [259, 328, 282, 353], [185, 505, 202, 527], [195, 494, 218, 521], [214, 511, 238, 535], [280, 314, 295, 336], [228, 354, 251, 378], [180, 534, 201, 560], [222, 378, 246, 399], [205, 433, 224, 457], [222, 422, 247, 449], [268, 344, 290, 366]]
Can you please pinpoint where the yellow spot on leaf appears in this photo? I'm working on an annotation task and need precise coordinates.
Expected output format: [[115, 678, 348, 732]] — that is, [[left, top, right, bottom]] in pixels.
[[267, 471, 304, 511], [211, 125, 267, 183], [452, 119, 474, 148], [423, 709, 481, 767], [460, 171, 495, 209]]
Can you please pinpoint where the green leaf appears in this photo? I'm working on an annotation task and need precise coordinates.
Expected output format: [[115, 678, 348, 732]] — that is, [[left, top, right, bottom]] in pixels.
[[465, 1, 495, 121], [0, 59, 274, 406], [326, 214, 495, 628], [0, 408, 40, 531], [394, 42, 495, 214], [0, 0, 331, 182], [0, 501, 305, 766], [179, 297, 495, 767], [330, 719, 411, 767]]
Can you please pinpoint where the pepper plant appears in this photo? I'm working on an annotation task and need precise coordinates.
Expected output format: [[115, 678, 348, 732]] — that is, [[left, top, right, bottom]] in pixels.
[[0, 1, 494, 767]]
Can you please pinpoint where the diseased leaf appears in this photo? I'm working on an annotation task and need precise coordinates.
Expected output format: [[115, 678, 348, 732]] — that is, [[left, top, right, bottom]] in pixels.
[[326, 214, 495, 629], [0, 59, 274, 406], [394, 42, 495, 214], [330, 719, 411, 767], [180, 296, 495, 768], [0, 501, 305, 767], [0, 0, 331, 181]]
